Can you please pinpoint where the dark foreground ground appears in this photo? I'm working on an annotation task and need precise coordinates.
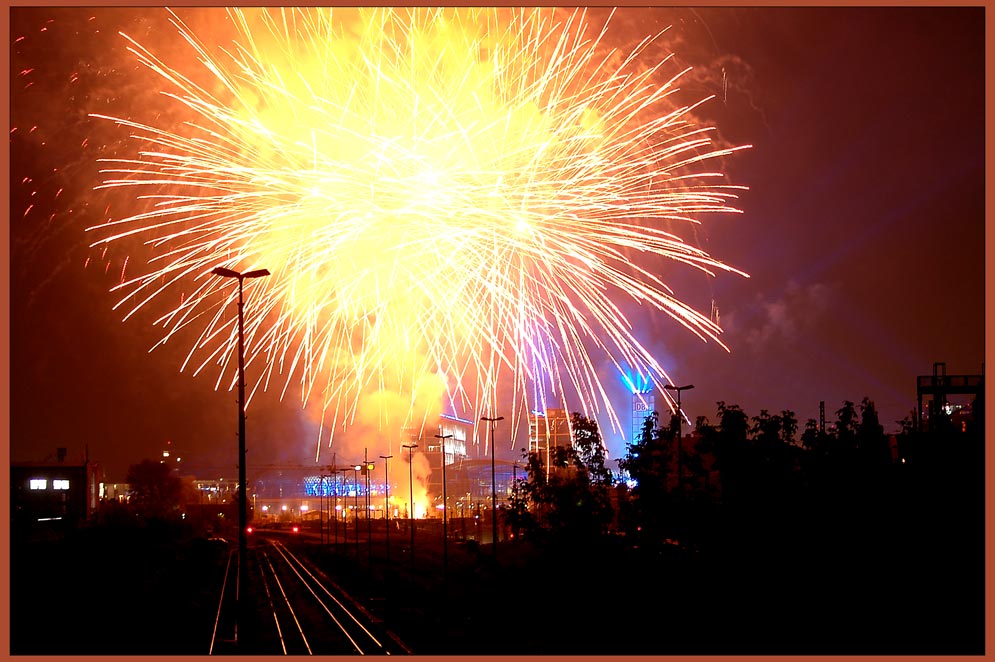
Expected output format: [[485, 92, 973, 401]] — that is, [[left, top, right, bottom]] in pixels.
[[11, 516, 983, 655], [10, 459, 985, 656]]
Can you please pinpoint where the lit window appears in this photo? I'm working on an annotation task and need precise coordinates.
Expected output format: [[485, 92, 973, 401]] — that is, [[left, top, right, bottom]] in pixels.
[[29, 479, 47, 490], [53, 480, 70, 490]]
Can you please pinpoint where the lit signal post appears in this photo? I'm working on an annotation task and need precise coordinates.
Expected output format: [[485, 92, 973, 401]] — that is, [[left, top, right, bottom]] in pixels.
[[211, 265, 269, 634]]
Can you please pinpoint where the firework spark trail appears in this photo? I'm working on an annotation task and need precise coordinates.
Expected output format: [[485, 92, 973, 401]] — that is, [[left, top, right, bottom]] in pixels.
[[86, 7, 750, 455]]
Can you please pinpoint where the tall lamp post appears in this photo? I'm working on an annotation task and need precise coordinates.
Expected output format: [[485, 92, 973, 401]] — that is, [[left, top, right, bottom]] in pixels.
[[434, 433, 453, 579], [664, 383, 694, 495], [481, 415, 504, 555], [319, 474, 327, 546], [379, 454, 393, 563], [363, 449, 373, 562], [353, 464, 361, 558], [212, 265, 269, 624], [330, 468, 341, 547], [402, 443, 418, 568]]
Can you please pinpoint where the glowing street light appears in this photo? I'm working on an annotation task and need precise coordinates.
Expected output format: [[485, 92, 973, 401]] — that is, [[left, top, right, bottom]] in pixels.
[[363, 449, 374, 562], [379, 454, 393, 562], [402, 443, 418, 568], [353, 464, 362, 558], [664, 383, 694, 495], [434, 433, 453, 580], [481, 415, 504, 557], [329, 467, 342, 546], [319, 474, 327, 545], [212, 265, 269, 624]]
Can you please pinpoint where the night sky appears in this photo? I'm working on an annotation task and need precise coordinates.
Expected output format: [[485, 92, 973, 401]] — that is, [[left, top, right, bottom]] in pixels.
[[8, 7, 986, 481]]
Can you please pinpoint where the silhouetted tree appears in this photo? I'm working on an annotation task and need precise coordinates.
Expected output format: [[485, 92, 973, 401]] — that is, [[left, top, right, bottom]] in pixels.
[[126, 459, 184, 521], [801, 416, 833, 455], [572, 412, 613, 489], [857, 397, 890, 469], [712, 401, 749, 507], [835, 400, 859, 451], [512, 413, 614, 542], [546, 413, 614, 539], [504, 455, 537, 539], [779, 409, 798, 446], [751, 409, 780, 449], [618, 411, 675, 546], [691, 415, 720, 497], [513, 449, 549, 537], [745, 408, 801, 512], [894, 410, 920, 465], [967, 393, 984, 438]]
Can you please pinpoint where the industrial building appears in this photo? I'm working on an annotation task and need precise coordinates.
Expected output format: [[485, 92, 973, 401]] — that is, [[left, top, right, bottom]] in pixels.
[[11, 447, 103, 534]]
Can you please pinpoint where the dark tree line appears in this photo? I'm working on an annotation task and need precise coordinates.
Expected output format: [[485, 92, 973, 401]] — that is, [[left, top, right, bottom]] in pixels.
[[506, 394, 984, 556], [500, 394, 983, 652], [505, 412, 614, 544], [96, 458, 207, 535]]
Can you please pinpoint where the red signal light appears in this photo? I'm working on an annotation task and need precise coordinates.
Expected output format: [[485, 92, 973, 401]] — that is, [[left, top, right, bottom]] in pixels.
[[292, 525, 299, 533], [247, 526, 254, 534]]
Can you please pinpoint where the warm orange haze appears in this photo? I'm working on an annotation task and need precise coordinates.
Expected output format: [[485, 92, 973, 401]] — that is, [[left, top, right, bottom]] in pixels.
[[9, 6, 984, 656], [85, 7, 749, 468]]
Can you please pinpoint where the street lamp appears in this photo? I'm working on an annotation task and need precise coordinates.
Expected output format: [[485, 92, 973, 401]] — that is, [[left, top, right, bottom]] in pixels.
[[481, 415, 504, 556], [511, 460, 521, 540], [664, 383, 694, 495], [434, 433, 453, 579], [402, 443, 418, 568], [353, 464, 362, 558], [329, 468, 341, 547], [212, 265, 269, 622], [363, 449, 373, 563], [379, 454, 393, 563], [319, 474, 327, 546]]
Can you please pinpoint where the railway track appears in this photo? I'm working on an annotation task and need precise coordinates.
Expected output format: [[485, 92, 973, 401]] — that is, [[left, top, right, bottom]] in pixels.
[[209, 537, 409, 655]]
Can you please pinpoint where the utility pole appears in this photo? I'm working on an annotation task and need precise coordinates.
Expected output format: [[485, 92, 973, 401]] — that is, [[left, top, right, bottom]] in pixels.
[[664, 384, 694, 496], [434, 433, 453, 581], [319, 474, 326, 546], [329, 452, 336, 548], [212, 266, 269, 634], [364, 448, 373, 563], [380, 454, 393, 563], [330, 467, 341, 548], [353, 464, 361, 558], [481, 415, 504, 558], [402, 443, 418, 570]]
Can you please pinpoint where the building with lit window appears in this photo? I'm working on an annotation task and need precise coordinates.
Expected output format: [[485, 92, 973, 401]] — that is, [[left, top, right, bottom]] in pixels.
[[916, 362, 984, 432], [11, 448, 102, 534], [446, 458, 520, 509], [528, 408, 571, 454], [417, 413, 473, 502], [528, 407, 571, 468], [631, 391, 656, 442]]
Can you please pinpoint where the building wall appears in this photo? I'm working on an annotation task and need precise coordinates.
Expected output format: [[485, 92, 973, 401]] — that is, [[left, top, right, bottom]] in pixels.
[[11, 461, 102, 529], [631, 391, 655, 442], [528, 408, 571, 454]]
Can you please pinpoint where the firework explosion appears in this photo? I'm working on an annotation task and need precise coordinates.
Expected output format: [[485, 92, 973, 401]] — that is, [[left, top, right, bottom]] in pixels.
[[86, 7, 749, 456]]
